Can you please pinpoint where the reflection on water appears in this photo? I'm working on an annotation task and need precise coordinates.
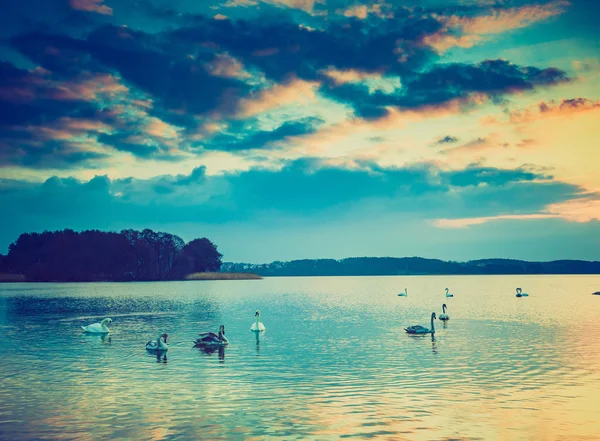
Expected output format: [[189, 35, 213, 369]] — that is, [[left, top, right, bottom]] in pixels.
[[1, 276, 600, 440], [196, 344, 226, 363]]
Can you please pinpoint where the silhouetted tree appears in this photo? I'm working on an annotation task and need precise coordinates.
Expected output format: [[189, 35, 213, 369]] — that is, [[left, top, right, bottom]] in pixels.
[[1, 229, 222, 282], [170, 238, 222, 279]]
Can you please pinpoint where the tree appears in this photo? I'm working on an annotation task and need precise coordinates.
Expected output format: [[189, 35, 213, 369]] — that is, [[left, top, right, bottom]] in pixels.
[[170, 238, 222, 279], [1, 229, 222, 282]]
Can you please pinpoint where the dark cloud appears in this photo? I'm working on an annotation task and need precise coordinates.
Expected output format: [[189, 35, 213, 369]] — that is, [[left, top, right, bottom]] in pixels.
[[0, 1, 574, 170], [170, 12, 440, 82], [321, 59, 569, 117], [0, 159, 575, 223], [205, 118, 323, 151], [436, 135, 459, 144], [444, 166, 543, 188]]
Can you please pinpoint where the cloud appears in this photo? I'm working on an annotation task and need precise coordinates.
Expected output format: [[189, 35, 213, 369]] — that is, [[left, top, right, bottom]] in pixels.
[[426, 1, 570, 53], [336, 4, 393, 20], [435, 135, 459, 145], [320, 68, 384, 86], [204, 53, 251, 80], [70, 0, 113, 16], [547, 197, 600, 223], [204, 117, 323, 151], [507, 98, 600, 124], [0, 160, 579, 222], [3, 159, 595, 259], [433, 196, 600, 228], [449, 1, 569, 35], [432, 214, 559, 228], [321, 59, 568, 119], [235, 78, 320, 118]]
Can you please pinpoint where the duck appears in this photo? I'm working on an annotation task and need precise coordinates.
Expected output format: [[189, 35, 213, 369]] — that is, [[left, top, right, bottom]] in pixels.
[[81, 318, 112, 333], [250, 310, 266, 332], [194, 325, 229, 347], [146, 333, 168, 352], [516, 288, 529, 297], [445, 288, 454, 298], [405, 312, 437, 334], [439, 303, 449, 321], [593, 291, 600, 295], [398, 288, 408, 297]]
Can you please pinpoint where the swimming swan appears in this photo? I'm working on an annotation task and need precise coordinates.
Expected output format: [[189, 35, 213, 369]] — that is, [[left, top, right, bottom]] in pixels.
[[439, 303, 449, 321], [405, 312, 437, 334], [146, 333, 168, 352], [516, 288, 529, 297], [250, 310, 266, 332], [81, 318, 112, 333], [445, 288, 454, 298], [195, 325, 229, 347], [398, 288, 408, 297]]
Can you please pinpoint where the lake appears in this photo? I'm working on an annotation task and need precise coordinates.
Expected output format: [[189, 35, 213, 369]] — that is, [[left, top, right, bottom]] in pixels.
[[1, 275, 599, 440]]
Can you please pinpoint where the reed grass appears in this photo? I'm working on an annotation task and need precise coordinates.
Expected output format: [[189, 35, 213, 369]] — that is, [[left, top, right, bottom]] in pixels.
[[0, 273, 26, 282], [185, 272, 262, 280]]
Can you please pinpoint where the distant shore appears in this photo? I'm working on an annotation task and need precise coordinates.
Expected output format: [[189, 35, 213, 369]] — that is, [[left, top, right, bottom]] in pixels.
[[0, 272, 262, 283]]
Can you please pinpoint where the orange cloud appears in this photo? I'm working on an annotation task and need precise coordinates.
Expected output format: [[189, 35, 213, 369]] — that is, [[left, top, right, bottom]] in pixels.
[[546, 197, 600, 223], [342, 5, 368, 19], [337, 2, 392, 19], [449, 1, 568, 35], [236, 78, 319, 117], [145, 118, 180, 140], [427, 1, 569, 53], [288, 93, 489, 157], [508, 98, 600, 124], [432, 214, 558, 228], [423, 33, 481, 53], [433, 196, 600, 228], [0, 70, 127, 105], [270, 0, 316, 13], [320, 68, 383, 85], [50, 74, 128, 102], [69, 0, 113, 15], [11, 117, 112, 144], [205, 54, 251, 80]]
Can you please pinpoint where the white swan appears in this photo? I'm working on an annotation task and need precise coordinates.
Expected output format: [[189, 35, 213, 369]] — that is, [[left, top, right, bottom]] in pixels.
[[439, 303, 449, 321], [195, 325, 229, 347], [445, 288, 454, 298], [250, 310, 266, 332], [398, 288, 408, 297], [516, 288, 529, 297], [405, 312, 436, 334], [81, 318, 112, 333], [146, 333, 168, 352]]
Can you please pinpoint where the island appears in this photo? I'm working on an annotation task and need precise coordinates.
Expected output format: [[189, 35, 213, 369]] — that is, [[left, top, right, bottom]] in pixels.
[[0, 229, 260, 282]]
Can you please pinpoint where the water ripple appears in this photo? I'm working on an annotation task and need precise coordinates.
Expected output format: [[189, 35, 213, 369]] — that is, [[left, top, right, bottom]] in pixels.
[[1, 276, 600, 440]]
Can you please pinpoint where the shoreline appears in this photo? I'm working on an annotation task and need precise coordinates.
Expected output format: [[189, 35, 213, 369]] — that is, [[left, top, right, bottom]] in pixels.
[[0, 272, 262, 283], [2, 273, 600, 283]]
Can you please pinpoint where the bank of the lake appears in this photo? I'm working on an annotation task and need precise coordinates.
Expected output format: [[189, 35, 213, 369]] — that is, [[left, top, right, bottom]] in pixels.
[[0, 272, 261, 283]]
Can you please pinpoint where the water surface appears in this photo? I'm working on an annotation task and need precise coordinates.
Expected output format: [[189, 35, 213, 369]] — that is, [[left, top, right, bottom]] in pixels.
[[1, 275, 599, 440]]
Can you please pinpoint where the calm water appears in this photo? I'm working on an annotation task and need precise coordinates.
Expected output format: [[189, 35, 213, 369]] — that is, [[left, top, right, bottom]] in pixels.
[[1, 276, 599, 441]]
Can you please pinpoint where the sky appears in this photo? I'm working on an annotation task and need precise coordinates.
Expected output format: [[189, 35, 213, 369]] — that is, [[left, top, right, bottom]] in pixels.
[[0, 0, 599, 262]]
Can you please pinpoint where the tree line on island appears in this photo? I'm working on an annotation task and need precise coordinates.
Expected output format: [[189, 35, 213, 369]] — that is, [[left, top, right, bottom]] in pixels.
[[0, 229, 222, 282], [222, 257, 600, 276]]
